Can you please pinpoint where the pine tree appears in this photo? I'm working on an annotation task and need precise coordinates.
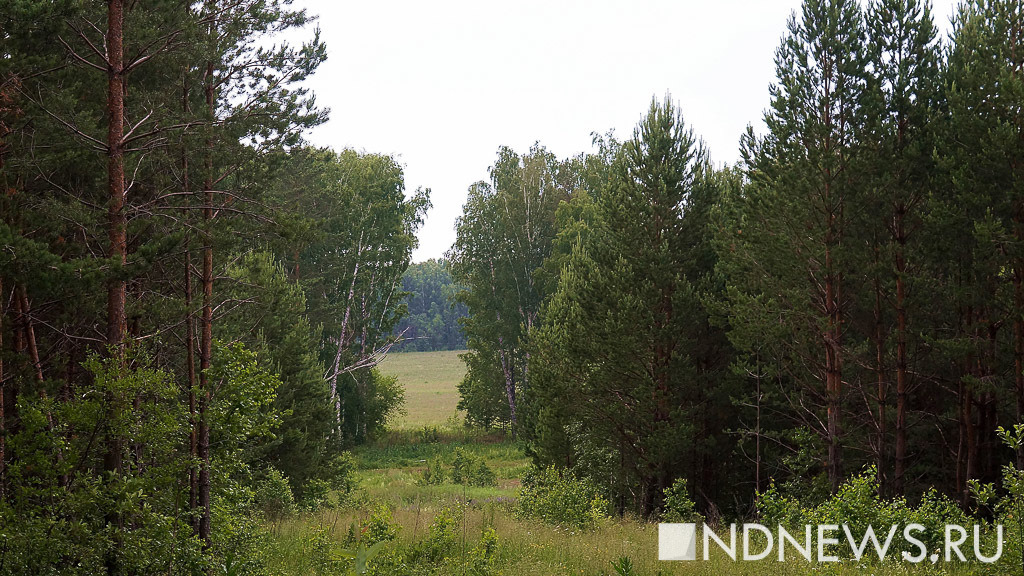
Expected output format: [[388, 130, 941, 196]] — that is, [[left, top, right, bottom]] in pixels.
[[723, 0, 870, 493]]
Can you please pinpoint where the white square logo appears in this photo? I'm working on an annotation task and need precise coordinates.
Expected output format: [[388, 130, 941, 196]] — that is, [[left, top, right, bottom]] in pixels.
[[659, 523, 697, 561]]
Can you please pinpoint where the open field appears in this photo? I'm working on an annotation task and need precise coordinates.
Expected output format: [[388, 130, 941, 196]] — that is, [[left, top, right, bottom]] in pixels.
[[378, 350, 467, 428]]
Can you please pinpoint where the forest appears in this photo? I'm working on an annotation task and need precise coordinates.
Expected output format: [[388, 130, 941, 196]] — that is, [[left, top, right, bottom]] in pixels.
[[2, 0, 1024, 574], [451, 0, 1024, 517], [391, 260, 467, 352]]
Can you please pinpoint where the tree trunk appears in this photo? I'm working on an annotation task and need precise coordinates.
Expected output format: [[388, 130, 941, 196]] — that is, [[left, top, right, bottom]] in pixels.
[[181, 72, 200, 535], [186, 246, 199, 534], [0, 276, 5, 498], [488, 259, 517, 433], [1015, 236, 1024, 469], [894, 209, 908, 495], [824, 249, 843, 494], [873, 262, 887, 495], [106, 0, 126, 350], [104, 3, 126, 572], [197, 58, 214, 549], [329, 233, 365, 443]]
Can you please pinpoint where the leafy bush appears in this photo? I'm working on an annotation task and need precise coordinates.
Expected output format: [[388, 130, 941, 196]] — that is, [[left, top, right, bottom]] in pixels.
[[417, 449, 496, 487], [254, 467, 295, 521], [417, 425, 441, 443], [301, 478, 335, 512], [467, 526, 499, 576], [514, 466, 609, 530], [411, 504, 463, 563], [758, 466, 977, 563], [470, 459, 497, 487], [327, 452, 357, 495], [417, 457, 447, 486], [661, 477, 702, 523], [362, 504, 400, 546]]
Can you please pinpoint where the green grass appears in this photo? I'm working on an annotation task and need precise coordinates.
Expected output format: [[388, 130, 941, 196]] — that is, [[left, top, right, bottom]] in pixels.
[[378, 350, 467, 428], [266, 430, 982, 575], [266, 351, 979, 575]]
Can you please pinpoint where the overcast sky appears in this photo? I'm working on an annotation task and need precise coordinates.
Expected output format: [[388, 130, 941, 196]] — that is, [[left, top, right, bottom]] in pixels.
[[290, 0, 957, 262]]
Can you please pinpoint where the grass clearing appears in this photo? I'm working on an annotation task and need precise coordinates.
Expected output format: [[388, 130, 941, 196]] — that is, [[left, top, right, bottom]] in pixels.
[[266, 350, 980, 574], [379, 349, 467, 428]]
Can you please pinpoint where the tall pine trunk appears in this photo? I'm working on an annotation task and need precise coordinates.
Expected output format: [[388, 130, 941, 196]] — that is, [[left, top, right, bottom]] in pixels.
[[894, 206, 909, 495], [873, 264, 887, 495], [104, 1, 126, 572], [197, 58, 214, 549], [0, 276, 5, 499]]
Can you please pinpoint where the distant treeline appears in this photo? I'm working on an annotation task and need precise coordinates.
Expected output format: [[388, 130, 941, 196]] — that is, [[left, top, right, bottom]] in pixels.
[[393, 259, 467, 352]]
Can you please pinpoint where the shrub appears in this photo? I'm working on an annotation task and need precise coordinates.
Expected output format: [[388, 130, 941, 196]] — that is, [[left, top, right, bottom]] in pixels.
[[661, 478, 702, 523], [470, 459, 496, 487], [254, 467, 295, 522], [467, 526, 499, 576], [327, 452, 357, 495], [417, 449, 496, 487], [301, 478, 334, 512], [417, 426, 441, 443], [418, 457, 447, 486], [362, 504, 400, 546], [417, 504, 462, 563], [758, 466, 978, 563], [514, 466, 608, 530]]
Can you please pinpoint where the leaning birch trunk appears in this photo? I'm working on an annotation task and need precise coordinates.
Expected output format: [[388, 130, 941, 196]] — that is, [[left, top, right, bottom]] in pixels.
[[329, 230, 365, 442]]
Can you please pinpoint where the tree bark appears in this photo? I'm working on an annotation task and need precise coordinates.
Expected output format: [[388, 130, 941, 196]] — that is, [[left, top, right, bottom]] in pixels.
[[874, 268, 887, 495], [0, 276, 5, 498], [329, 231, 365, 442], [824, 248, 843, 494], [197, 57, 214, 549], [104, 3, 126, 573], [894, 207, 908, 495], [106, 0, 127, 350]]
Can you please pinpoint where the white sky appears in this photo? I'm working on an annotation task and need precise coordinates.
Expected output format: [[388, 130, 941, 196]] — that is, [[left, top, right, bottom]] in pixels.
[[290, 0, 957, 262]]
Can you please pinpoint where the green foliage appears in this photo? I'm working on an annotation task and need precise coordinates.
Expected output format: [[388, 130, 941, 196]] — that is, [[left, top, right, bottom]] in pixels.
[[466, 526, 499, 576], [449, 145, 573, 433], [609, 556, 637, 576], [661, 478, 703, 524], [451, 448, 497, 487], [300, 479, 335, 512], [528, 96, 736, 517], [362, 504, 400, 546], [417, 457, 447, 486], [417, 449, 496, 488], [416, 504, 462, 563], [220, 250, 334, 496], [758, 467, 976, 561], [394, 259, 468, 352], [254, 467, 295, 522], [514, 467, 609, 530]]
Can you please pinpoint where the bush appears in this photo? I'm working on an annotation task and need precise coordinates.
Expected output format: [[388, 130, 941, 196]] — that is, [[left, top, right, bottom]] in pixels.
[[661, 477, 702, 523], [301, 478, 335, 512], [327, 452, 357, 495], [362, 504, 400, 546], [417, 457, 447, 486], [417, 449, 496, 487], [254, 467, 295, 522], [514, 466, 608, 530], [416, 504, 462, 563], [758, 466, 976, 563], [467, 526, 499, 576]]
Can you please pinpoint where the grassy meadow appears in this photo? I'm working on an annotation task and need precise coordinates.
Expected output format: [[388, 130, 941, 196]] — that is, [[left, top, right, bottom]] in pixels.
[[265, 351, 980, 575], [379, 350, 467, 428]]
